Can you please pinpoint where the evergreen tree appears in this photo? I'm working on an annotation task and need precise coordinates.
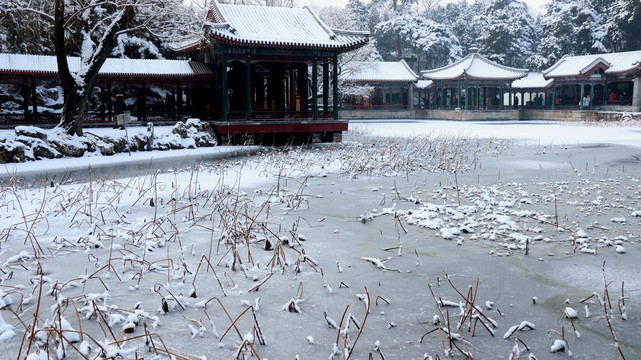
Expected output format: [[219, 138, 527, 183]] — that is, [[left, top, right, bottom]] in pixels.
[[368, 0, 419, 60], [0, 0, 55, 54], [573, 0, 608, 54], [532, 0, 578, 68], [346, 0, 371, 29], [605, 0, 641, 52], [533, 0, 612, 69], [431, 0, 487, 56], [375, 14, 461, 68], [477, 0, 536, 67]]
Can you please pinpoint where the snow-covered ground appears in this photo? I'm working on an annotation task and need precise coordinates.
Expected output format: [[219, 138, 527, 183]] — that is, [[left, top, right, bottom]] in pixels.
[[0, 120, 640, 359]]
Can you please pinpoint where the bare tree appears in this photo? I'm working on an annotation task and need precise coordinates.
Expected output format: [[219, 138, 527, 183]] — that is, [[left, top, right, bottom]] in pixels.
[[417, 0, 441, 13], [315, 5, 379, 102]]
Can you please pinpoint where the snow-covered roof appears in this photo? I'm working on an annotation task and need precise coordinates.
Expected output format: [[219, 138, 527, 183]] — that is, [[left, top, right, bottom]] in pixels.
[[168, 37, 203, 53], [542, 50, 641, 78], [341, 60, 418, 83], [421, 53, 528, 81], [511, 72, 553, 89], [205, 2, 369, 51], [0, 53, 213, 77], [415, 80, 434, 89]]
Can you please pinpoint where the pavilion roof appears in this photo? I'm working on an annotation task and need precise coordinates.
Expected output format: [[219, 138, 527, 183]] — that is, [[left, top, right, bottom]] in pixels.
[[340, 60, 418, 83], [511, 72, 553, 89], [205, 2, 369, 51], [421, 53, 528, 81], [542, 50, 641, 79], [0, 53, 213, 78]]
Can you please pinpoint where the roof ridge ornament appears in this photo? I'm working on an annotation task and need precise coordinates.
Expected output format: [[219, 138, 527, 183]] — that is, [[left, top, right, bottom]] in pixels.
[[210, 1, 226, 24]]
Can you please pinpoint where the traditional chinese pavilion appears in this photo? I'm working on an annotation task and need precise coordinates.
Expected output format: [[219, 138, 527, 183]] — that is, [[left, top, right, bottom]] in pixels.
[[542, 50, 641, 111], [0, 53, 213, 125], [340, 60, 418, 110], [181, 1, 369, 143], [421, 48, 528, 110]]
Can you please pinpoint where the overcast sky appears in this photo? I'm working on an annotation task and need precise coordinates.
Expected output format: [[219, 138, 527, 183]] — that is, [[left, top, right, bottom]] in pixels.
[[296, 0, 548, 15]]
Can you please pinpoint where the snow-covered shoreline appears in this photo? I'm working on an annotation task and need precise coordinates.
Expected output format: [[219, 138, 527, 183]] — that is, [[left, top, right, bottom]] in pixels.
[[0, 119, 219, 166]]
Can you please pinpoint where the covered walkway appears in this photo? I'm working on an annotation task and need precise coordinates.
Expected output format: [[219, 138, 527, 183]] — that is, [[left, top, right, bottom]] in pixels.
[[340, 60, 418, 110], [0, 53, 213, 126]]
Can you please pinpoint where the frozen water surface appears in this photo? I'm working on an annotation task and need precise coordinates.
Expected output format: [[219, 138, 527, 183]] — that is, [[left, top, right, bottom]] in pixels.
[[0, 120, 640, 359]]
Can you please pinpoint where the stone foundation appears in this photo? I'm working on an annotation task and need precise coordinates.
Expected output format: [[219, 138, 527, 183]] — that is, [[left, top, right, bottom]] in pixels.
[[340, 109, 415, 120], [341, 109, 640, 122], [519, 110, 640, 122], [415, 109, 520, 121]]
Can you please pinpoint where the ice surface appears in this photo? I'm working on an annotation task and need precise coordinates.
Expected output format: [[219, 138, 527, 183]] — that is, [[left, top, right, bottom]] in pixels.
[[0, 120, 640, 359]]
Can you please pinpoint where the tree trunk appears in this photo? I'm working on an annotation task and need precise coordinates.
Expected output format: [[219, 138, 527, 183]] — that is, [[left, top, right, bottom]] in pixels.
[[59, 88, 89, 137], [53, 0, 134, 136]]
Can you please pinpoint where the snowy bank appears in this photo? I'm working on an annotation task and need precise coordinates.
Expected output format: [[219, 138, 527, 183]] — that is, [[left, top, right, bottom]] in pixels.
[[0, 118, 217, 163]]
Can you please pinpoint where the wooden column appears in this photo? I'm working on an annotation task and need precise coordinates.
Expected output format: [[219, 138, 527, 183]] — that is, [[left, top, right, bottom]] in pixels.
[[107, 79, 113, 123], [409, 83, 414, 110], [185, 83, 191, 117], [171, 87, 176, 120], [323, 62, 329, 114], [176, 79, 183, 120], [99, 86, 106, 122], [579, 82, 585, 110], [589, 82, 595, 110], [475, 84, 480, 110], [246, 53, 252, 121], [141, 79, 147, 122], [552, 83, 556, 110], [214, 56, 221, 119], [22, 84, 29, 122], [633, 77, 641, 110], [289, 65, 296, 112], [222, 52, 228, 122], [312, 55, 318, 120], [465, 85, 469, 110], [302, 63, 309, 112], [333, 54, 339, 120]]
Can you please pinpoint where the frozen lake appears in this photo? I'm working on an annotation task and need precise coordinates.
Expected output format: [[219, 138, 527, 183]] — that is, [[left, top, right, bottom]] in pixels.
[[0, 120, 640, 359], [350, 119, 641, 149]]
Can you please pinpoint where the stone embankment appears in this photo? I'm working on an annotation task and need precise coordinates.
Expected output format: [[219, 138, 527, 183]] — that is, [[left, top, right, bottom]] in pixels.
[[0, 119, 217, 163]]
